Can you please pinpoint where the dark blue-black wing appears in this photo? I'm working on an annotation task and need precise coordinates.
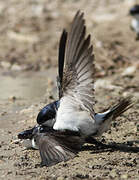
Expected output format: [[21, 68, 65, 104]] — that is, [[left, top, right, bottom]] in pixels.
[[57, 29, 68, 98]]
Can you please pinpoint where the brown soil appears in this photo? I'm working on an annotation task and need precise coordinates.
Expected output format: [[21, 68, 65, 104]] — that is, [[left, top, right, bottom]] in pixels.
[[0, 0, 138, 180]]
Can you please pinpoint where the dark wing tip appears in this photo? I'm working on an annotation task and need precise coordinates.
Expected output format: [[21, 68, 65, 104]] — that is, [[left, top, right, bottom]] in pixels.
[[86, 34, 91, 46], [58, 28, 68, 98], [74, 10, 83, 20], [58, 28, 68, 78], [76, 10, 84, 17]]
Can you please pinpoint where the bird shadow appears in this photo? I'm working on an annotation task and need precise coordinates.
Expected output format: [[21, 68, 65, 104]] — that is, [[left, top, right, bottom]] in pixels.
[[82, 139, 139, 154]]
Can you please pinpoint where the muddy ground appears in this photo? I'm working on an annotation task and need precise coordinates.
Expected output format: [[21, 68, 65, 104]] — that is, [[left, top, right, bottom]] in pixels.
[[0, 0, 139, 179]]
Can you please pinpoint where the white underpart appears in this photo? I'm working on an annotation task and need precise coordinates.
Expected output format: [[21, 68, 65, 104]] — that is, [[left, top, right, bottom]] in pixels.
[[53, 96, 98, 136], [94, 110, 113, 135], [131, 15, 139, 33], [42, 118, 55, 127], [31, 138, 39, 149], [22, 139, 38, 149], [94, 109, 111, 123]]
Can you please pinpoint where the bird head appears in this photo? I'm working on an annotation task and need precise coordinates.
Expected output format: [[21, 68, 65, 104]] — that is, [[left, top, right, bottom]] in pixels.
[[130, 5, 139, 17], [36, 101, 59, 126]]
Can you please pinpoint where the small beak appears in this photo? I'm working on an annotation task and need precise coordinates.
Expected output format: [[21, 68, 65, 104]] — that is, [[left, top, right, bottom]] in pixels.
[[18, 128, 34, 139]]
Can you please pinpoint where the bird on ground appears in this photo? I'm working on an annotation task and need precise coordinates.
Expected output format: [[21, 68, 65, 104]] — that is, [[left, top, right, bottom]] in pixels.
[[18, 11, 133, 167], [129, 4, 139, 40]]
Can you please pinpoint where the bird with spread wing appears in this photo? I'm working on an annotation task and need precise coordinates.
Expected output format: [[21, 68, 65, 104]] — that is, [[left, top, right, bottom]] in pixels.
[[18, 11, 133, 167]]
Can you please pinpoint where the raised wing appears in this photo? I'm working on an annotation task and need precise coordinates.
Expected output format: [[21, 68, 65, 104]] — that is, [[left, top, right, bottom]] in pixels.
[[35, 131, 83, 167], [61, 11, 95, 116], [57, 29, 68, 99]]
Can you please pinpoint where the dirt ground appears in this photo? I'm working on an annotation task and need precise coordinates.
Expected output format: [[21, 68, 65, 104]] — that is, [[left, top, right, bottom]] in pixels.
[[0, 0, 139, 179]]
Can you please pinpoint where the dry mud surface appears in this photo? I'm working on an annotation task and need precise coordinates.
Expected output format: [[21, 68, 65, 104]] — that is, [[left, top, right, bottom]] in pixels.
[[0, 0, 139, 180]]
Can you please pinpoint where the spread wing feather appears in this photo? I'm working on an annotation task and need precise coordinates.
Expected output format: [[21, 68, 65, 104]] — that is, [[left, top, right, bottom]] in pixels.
[[36, 134, 77, 167], [57, 29, 68, 98], [61, 11, 95, 116]]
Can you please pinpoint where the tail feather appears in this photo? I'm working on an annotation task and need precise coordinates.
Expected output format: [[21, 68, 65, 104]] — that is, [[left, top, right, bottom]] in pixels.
[[104, 96, 133, 120], [94, 97, 133, 136]]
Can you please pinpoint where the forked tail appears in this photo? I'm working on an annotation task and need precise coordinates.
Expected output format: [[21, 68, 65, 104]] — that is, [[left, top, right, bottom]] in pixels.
[[103, 96, 133, 120], [94, 97, 133, 136]]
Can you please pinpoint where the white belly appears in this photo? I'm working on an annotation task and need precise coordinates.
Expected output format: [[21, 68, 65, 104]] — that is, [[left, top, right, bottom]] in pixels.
[[53, 96, 96, 136]]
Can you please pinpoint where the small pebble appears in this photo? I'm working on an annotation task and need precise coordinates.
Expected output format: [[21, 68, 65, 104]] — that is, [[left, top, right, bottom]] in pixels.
[[56, 177, 65, 180], [8, 96, 16, 101], [109, 169, 117, 178], [120, 174, 128, 179]]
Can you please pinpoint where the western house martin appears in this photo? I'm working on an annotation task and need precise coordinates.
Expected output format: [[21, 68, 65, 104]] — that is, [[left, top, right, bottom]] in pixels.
[[18, 11, 133, 167], [129, 4, 139, 40]]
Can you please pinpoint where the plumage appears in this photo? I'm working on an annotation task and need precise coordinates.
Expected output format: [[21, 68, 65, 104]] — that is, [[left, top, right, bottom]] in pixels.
[[130, 4, 139, 40], [61, 22, 95, 114], [57, 30, 68, 98], [54, 11, 96, 133], [37, 101, 59, 125], [34, 130, 84, 167], [94, 97, 133, 136], [37, 135, 75, 167], [102, 97, 133, 121], [18, 10, 133, 167]]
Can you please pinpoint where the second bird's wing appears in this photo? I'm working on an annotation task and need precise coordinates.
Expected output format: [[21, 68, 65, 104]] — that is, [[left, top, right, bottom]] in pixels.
[[35, 131, 84, 167]]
